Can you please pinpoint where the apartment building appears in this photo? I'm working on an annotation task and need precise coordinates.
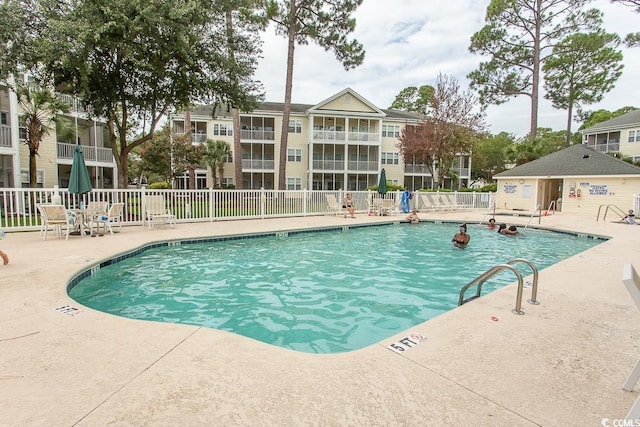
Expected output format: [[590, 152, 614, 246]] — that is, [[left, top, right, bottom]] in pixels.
[[581, 109, 640, 163], [172, 88, 472, 191], [0, 82, 116, 189]]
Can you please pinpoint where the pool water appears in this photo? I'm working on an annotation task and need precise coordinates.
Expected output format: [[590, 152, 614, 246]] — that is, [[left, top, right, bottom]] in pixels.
[[68, 223, 604, 353]]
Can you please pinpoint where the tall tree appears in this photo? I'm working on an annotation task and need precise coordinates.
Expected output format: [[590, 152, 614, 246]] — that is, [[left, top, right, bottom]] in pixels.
[[611, 0, 640, 46], [508, 127, 565, 165], [398, 74, 485, 189], [543, 31, 624, 146], [472, 132, 515, 181], [0, 0, 38, 80], [203, 139, 232, 188], [221, 0, 265, 190], [266, 0, 365, 189], [468, 0, 602, 140], [139, 127, 197, 185], [16, 82, 69, 187], [38, 0, 261, 188], [388, 85, 434, 114]]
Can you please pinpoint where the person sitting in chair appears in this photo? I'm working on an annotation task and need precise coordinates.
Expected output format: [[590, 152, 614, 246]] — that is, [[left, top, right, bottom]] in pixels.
[[406, 209, 420, 224], [624, 209, 638, 225], [343, 193, 356, 218]]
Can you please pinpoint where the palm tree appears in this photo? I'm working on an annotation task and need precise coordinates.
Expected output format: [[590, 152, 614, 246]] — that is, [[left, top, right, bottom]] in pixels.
[[203, 139, 232, 188], [16, 83, 69, 187]]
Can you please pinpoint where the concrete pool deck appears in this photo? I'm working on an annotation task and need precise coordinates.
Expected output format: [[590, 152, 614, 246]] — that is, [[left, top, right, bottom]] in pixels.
[[1, 211, 639, 426]]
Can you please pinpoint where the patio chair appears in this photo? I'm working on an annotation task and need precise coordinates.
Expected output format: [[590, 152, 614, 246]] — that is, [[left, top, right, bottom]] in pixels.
[[623, 264, 640, 421], [420, 194, 438, 213], [145, 195, 176, 229], [90, 202, 124, 235], [325, 194, 345, 217], [37, 204, 77, 240], [443, 193, 471, 211]]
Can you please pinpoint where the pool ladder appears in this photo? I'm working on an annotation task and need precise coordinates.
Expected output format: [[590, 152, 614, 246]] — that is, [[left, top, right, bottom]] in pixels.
[[458, 258, 539, 315]]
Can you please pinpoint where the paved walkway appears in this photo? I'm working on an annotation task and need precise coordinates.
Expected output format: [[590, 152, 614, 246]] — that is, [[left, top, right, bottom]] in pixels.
[[1, 211, 639, 426]]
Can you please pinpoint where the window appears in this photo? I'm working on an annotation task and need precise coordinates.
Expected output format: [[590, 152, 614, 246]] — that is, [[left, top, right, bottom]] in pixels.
[[213, 124, 233, 136], [21, 168, 44, 187], [288, 120, 302, 133], [222, 177, 234, 188], [382, 125, 400, 138], [225, 152, 233, 163], [629, 130, 640, 143], [287, 177, 302, 190], [287, 148, 302, 162], [0, 112, 7, 125], [382, 152, 399, 165]]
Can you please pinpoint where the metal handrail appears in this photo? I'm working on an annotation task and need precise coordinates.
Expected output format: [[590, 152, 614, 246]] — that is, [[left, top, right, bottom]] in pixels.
[[507, 258, 539, 305], [523, 203, 541, 230], [547, 199, 556, 214], [596, 204, 628, 222], [458, 263, 526, 315]]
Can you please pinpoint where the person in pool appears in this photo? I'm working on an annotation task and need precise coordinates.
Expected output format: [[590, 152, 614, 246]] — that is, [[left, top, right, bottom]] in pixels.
[[498, 223, 519, 236], [487, 218, 496, 229], [452, 223, 470, 248]]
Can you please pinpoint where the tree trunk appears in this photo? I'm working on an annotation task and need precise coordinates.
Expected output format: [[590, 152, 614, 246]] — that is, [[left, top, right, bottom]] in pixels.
[[29, 151, 37, 188], [277, 0, 297, 191], [232, 108, 242, 189], [565, 102, 573, 147], [529, 0, 542, 141], [185, 109, 192, 189]]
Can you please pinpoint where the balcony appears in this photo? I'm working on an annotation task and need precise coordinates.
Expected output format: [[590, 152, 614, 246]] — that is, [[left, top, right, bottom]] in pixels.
[[312, 131, 380, 144], [347, 160, 378, 172], [57, 142, 114, 163], [0, 125, 11, 147], [56, 93, 87, 114], [585, 141, 620, 152], [312, 160, 345, 170], [242, 159, 275, 170], [404, 164, 432, 175], [241, 130, 275, 141]]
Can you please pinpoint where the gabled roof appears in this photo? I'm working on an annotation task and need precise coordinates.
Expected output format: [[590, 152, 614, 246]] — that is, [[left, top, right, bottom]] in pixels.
[[181, 91, 424, 121], [307, 87, 383, 116], [494, 144, 640, 178], [581, 109, 640, 133]]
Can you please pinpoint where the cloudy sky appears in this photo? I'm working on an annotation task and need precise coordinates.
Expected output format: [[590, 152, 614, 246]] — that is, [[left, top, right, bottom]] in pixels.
[[254, 0, 639, 138]]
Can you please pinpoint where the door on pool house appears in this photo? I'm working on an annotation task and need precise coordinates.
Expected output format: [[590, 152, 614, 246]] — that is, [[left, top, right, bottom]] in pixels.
[[538, 179, 563, 212]]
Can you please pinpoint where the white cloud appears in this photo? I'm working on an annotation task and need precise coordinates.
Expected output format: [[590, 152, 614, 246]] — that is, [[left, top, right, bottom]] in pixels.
[[255, 0, 639, 138]]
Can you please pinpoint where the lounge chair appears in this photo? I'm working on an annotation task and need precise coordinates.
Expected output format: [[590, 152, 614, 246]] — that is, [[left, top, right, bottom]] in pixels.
[[420, 194, 439, 212], [37, 204, 77, 240], [325, 194, 345, 217], [145, 195, 176, 229], [443, 193, 471, 211], [90, 202, 124, 235]]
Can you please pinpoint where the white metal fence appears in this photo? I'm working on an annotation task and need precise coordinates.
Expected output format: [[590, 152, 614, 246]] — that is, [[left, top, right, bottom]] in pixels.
[[0, 187, 494, 232]]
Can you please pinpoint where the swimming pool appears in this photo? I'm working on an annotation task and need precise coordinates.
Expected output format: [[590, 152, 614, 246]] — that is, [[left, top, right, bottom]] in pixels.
[[68, 222, 605, 353]]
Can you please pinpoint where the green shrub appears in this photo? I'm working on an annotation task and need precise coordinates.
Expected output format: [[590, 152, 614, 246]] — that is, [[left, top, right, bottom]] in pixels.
[[478, 183, 497, 192], [149, 181, 170, 189]]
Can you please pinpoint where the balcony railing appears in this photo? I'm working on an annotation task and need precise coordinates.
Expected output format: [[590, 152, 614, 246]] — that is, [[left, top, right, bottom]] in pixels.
[[240, 130, 275, 141], [0, 125, 11, 147], [586, 142, 620, 152], [57, 142, 114, 163], [347, 160, 378, 171], [241, 159, 275, 170], [312, 160, 345, 170], [404, 164, 431, 174], [313, 130, 346, 141], [312, 131, 380, 143], [56, 93, 87, 113]]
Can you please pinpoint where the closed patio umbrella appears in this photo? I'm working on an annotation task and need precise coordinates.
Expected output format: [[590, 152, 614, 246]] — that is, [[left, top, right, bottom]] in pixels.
[[68, 144, 92, 196], [378, 168, 388, 195]]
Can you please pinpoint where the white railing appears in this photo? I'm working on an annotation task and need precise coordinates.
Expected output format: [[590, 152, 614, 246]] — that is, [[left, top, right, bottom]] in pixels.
[[241, 159, 275, 170], [57, 142, 114, 163], [0, 187, 495, 232]]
